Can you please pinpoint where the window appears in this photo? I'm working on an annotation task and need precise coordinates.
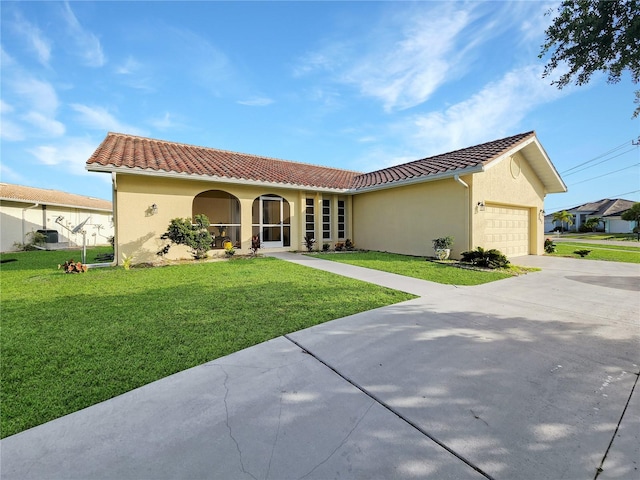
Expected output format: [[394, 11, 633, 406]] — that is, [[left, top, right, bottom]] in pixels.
[[322, 199, 331, 240], [193, 190, 241, 249], [305, 198, 315, 239], [338, 199, 345, 239]]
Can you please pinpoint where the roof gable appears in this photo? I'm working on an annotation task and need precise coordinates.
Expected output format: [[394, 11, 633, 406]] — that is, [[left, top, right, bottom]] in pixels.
[[0, 183, 112, 211]]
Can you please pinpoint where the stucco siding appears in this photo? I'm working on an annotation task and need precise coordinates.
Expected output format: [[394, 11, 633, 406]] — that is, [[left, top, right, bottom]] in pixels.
[[471, 152, 545, 255], [352, 178, 469, 258], [1, 200, 113, 252], [114, 174, 352, 263]]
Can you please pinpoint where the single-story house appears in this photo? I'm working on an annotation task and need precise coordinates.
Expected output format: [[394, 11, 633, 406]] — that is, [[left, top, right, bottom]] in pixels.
[[85, 131, 566, 265], [0, 183, 113, 252], [544, 198, 638, 233]]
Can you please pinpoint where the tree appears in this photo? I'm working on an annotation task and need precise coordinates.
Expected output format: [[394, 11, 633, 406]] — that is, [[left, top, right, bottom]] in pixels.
[[621, 202, 640, 239], [584, 216, 602, 232], [553, 210, 574, 233], [160, 214, 213, 259], [539, 0, 640, 117]]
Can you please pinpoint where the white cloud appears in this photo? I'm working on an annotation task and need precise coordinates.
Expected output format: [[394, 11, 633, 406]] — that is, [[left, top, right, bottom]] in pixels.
[[115, 56, 141, 75], [237, 97, 274, 107], [149, 112, 183, 130], [23, 111, 65, 137], [28, 137, 99, 176], [0, 162, 26, 183], [70, 104, 146, 136], [11, 76, 59, 115], [293, 3, 489, 112], [60, 1, 105, 67], [12, 12, 52, 66], [0, 119, 25, 141], [407, 65, 569, 156]]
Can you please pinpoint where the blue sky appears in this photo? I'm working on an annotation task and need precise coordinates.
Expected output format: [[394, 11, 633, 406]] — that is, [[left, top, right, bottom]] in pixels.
[[1, 1, 638, 212]]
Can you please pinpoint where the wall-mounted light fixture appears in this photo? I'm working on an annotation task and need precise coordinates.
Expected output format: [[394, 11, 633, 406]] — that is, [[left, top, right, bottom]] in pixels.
[[477, 201, 485, 212], [150, 204, 158, 215], [539, 209, 545, 220]]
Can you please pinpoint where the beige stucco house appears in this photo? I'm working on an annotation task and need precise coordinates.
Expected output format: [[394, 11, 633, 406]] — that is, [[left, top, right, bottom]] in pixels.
[[0, 183, 113, 252], [85, 131, 566, 265]]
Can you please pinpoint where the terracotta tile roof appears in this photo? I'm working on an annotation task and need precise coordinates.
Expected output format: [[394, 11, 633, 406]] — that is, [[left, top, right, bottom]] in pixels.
[[574, 198, 637, 217], [0, 183, 112, 211], [86, 133, 361, 190], [86, 131, 539, 191], [350, 131, 535, 189]]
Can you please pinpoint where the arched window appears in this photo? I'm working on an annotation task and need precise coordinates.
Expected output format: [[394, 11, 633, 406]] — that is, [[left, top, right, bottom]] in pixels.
[[193, 190, 241, 249], [252, 194, 290, 248]]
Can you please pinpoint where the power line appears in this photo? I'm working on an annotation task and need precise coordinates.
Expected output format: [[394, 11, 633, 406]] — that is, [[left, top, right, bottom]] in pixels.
[[567, 162, 640, 186], [562, 147, 638, 177], [545, 189, 640, 213], [560, 139, 635, 174]]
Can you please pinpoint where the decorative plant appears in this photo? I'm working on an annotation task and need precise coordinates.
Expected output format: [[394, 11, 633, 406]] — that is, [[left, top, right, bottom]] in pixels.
[[58, 259, 88, 273], [223, 241, 235, 257], [160, 214, 213, 259], [322, 243, 330, 252], [345, 239, 355, 250], [13, 231, 47, 251], [584, 217, 602, 232], [544, 238, 556, 253], [250, 235, 261, 256], [460, 247, 510, 269], [303, 235, 316, 252], [574, 249, 591, 257], [121, 253, 134, 270], [432, 236, 454, 250]]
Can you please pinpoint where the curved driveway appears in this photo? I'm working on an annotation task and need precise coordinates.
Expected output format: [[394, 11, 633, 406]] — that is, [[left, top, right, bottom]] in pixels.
[[2, 254, 638, 479]]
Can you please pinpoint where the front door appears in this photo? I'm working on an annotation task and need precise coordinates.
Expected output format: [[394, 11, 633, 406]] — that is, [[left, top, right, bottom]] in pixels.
[[261, 196, 283, 248]]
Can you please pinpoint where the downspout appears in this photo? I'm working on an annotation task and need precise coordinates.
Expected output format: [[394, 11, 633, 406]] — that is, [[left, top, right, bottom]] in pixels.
[[21, 203, 40, 244], [453, 175, 470, 253]]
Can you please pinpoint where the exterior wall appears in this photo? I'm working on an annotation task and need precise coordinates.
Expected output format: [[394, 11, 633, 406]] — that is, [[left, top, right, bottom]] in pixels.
[[604, 217, 635, 233], [352, 178, 469, 258], [114, 174, 349, 264], [0, 200, 113, 252], [470, 152, 546, 255]]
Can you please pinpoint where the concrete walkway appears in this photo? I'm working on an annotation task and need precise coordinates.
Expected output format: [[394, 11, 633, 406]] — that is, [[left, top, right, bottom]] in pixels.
[[2, 254, 639, 479]]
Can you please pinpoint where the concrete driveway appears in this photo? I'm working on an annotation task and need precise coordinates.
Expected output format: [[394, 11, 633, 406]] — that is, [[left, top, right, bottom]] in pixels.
[[2, 255, 638, 479]]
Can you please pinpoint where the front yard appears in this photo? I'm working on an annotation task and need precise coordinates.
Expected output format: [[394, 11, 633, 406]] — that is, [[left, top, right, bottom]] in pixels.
[[0, 249, 414, 438], [548, 242, 640, 263]]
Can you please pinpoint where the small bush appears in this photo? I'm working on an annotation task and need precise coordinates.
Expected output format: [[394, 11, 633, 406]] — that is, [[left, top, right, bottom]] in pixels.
[[345, 239, 355, 250], [160, 214, 213, 259], [13, 231, 47, 251], [335, 242, 345, 251], [303, 235, 316, 252], [224, 241, 235, 257], [460, 247, 510, 269], [574, 249, 591, 257], [250, 235, 261, 256], [322, 243, 330, 252], [544, 238, 556, 253]]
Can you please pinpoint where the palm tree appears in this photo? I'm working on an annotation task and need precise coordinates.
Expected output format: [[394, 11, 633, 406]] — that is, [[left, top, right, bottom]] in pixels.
[[584, 217, 602, 232], [552, 210, 574, 233]]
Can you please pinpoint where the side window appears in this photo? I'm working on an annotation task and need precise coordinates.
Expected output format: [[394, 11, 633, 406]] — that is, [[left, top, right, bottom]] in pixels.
[[338, 200, 345, 239], [322, 199, 331, 240], [305, 198, 315, 239]]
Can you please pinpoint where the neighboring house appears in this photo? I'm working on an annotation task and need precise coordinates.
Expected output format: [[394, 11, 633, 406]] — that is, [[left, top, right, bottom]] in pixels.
[[85, 131, 566, 265], [0, 183, 113, 252], [544, 199, 637, 233]]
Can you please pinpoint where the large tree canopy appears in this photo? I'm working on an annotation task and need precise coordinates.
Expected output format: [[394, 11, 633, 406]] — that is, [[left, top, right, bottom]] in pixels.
[[540, 0, 640, 117]]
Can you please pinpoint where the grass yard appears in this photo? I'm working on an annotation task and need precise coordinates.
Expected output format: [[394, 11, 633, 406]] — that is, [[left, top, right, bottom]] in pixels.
[[549, 242, 640, 263], [0, 249, 414, 438], [557, 233, 639, 242], [307, 251, 516, 285]]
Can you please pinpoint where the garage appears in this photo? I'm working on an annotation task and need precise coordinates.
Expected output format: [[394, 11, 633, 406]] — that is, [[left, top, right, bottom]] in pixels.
[[483, 205, 530, 256]]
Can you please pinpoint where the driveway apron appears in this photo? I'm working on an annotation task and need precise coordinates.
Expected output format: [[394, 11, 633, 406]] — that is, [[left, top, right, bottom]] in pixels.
[[1, 254, 638, 479]]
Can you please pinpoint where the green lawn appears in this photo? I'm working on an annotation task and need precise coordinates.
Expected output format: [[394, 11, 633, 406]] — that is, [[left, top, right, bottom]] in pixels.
[[307, 251, 514, 285], [549, 242, 640, 263], [0, 248, 414, 438], [556, 233, 639, 242]]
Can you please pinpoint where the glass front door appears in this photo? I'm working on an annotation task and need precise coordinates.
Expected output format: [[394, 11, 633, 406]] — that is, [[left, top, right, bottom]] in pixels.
[[261, 197, 283, 248]]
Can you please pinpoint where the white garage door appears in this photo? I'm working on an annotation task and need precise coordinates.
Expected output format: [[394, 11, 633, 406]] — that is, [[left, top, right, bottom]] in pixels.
[[483, 205, 530, 256]]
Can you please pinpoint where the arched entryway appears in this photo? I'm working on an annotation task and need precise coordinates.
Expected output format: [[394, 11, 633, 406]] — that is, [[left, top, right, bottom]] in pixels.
[[193, 190, 241, 248], [252, 194, 290, 247]]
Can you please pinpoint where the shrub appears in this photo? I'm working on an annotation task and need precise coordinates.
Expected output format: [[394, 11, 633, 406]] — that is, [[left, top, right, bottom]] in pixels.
[[334, 242, 345, 251], [432, 236, 454, 250], [574, 249, 591, 257], [345, 239, 355, 250], [544, 238, 556, 253], [13, 231, 47, 251], [322, 243, 330, 252], [250, 235, 261, 256], [223, 241, 235, 257], [160, 214, 213, 259], [460, 247, 510, 269], [303, 235, 316, 252]]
